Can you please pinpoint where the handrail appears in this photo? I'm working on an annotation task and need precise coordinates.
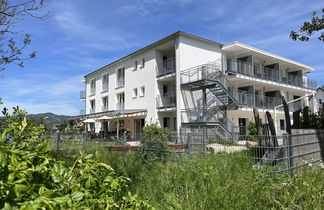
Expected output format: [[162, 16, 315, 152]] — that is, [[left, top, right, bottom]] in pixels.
[[227, 59, 317, 90], [156, 92, 176, 108], [156, 57, 176, 76]]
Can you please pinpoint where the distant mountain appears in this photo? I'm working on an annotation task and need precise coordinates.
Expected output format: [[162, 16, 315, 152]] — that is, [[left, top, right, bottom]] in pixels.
[[27, 112, 71, 125]]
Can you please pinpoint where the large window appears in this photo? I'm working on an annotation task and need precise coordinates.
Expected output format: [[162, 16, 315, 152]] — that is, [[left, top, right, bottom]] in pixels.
[[102, 96, 108, 111], [102, 74, 109, 92], [90, 99, 95, 114], [116, 92, 125, 111], [116, 67, 125, 88], [90, 79, 96, 95]]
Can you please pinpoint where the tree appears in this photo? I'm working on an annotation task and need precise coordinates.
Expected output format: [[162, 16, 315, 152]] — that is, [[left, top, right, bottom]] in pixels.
[[0, 0, 48, 71], [290, 8, 324, 42]]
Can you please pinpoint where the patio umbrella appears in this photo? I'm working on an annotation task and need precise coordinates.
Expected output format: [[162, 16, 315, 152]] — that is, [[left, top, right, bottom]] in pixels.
[[82, 119, 96, 123], [96, 116, 112, 121]]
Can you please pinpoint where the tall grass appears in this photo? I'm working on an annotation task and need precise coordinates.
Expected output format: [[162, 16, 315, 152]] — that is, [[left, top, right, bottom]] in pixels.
[[53, 140, 324, 209]]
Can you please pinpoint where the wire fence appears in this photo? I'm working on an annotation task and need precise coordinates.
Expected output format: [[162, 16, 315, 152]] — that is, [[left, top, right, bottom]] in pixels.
[[45, 130, 324, 175]]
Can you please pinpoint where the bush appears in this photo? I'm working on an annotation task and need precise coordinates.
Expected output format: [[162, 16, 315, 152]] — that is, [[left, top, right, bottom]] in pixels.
[[139, 124, 172, 162], [0, 107, 151, 209], [247, 122, 259, 142]]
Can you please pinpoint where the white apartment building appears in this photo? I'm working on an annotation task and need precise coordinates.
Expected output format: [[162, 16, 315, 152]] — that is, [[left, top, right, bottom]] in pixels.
[[79, 31, 317, 140]]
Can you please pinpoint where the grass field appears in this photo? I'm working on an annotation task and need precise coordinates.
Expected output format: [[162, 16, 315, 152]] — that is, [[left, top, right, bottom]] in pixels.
[[50, 139, 324, 209]]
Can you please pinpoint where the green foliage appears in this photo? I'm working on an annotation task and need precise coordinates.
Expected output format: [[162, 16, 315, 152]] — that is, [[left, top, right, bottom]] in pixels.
[[96, 152, 324, 210], [247, 122, 259, 142], [290, 8, 324, 42], [139, 124, 172, 162], [0, 107, 151, 209]]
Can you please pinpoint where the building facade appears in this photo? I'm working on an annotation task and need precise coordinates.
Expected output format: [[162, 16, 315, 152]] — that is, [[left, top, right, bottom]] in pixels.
[[80, 31, 317, 140]]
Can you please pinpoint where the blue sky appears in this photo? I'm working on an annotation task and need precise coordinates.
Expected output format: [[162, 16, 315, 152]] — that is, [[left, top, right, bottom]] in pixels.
[[0, 0, 323, 115]]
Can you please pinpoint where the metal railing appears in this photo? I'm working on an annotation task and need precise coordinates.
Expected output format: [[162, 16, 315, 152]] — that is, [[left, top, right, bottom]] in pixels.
[[156, 57, 176, 77], [102, 83, 109, 92], [90, 88, 95, 96], [156, 92, 176, 108], [227, 59, 317, 89], [116, 78, 125, 88], [181, 108, 237, 137], [180, 60, 222, 84], [80, 90, 86, 100], [102, 106, 108, 112], [90, 108, 95, 114], [116, 103, 125, 111]]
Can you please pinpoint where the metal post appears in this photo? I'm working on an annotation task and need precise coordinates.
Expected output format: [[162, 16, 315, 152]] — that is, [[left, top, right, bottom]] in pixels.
[[203, 127, 207, 154], [187, 132, 192, 157], [283, 133, 292, 175], [56, 130, 60, 153]]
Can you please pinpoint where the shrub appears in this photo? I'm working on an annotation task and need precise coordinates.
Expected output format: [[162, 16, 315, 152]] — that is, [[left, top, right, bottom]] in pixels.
[[139, 124, 172, 162], [0, 107, 151, 209]]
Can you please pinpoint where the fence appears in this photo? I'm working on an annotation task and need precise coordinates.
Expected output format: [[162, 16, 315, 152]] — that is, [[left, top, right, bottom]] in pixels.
[[47, 129, 323, 175]]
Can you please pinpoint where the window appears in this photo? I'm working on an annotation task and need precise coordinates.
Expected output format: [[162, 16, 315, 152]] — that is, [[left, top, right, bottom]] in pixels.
[[102, 96, 108, 111], [319, 99, 322, 105], [163, 117, 170, 129], [116, 92, 125, 111], [133, 88, 138, 98], [90, 99, 95, 113], [280, 119, 285, 130], [140, 86, 145, 97], [102, 74, 109, 92], [134, 61, 138, 71], [116, 67, 125, 88], [140, 58, 145, 68], [90, 79, 96, 95]]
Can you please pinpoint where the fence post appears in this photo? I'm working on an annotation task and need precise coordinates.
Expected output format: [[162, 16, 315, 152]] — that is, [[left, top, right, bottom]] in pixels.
[[187, 132, 192, 157], [56, 130, 60, 153], [82, 132, 86, 151], [283, 133, 292, 175], [203, 127, 207, 155]]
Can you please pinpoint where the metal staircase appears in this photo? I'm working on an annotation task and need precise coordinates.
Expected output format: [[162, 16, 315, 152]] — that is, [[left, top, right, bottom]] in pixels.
[[180, 61, 240, 140]]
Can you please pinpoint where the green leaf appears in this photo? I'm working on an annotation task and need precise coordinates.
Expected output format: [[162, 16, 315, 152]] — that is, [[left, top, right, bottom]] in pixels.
[[3, 202, 12, 210], [14, 184, 28, 198], [52, 195, 70, 204], [1, 127, 13, 140], [71, 191, 84, 201], [0, 150, 7, 168]]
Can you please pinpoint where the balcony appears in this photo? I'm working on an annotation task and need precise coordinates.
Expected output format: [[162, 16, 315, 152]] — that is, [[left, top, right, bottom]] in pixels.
[[102, 83, 109, 92], [90, 108, 95, 114], [116, 78, 125, 88], [156, 57, 176, 78], [116, 103, 124, 111], [237, 91, 304, 112], [102, 106, 108, 112], [90, 88, 96, 96], [227, 59, 317, 90], [156, 92, 176, 109], [80, 90, 86, 101]]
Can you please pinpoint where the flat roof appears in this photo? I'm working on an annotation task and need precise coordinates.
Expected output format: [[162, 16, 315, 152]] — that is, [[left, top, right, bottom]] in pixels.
[[222, 42, 315, 72], [84, 31, 223, 78]]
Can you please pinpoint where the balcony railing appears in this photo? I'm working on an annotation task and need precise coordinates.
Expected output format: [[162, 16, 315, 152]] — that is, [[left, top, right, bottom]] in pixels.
[[116, 103, 124, 111], [156, 92, 176, 108], [80, 90, 86, 100], [156, 57, 176, 77], [102, 106, 108, 112], [102, 83, 109, 92], [90, 108, 95, 114], [90, 88, 96, 96], [238, 91, 305, 112], [116, 78, 125, 88], [227, 59, 317, 89]]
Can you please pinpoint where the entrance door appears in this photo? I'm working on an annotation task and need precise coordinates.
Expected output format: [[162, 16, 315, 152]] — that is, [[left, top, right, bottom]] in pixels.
[[239, 118, 247, 136]]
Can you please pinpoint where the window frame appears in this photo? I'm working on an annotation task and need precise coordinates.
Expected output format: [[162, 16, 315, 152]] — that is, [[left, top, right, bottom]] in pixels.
[[133, 88, 138, 98], [90, 79, 96, 96], [101, 96, 109, 111], [140, 86, 145, 97], [102, 73, 109, 92]]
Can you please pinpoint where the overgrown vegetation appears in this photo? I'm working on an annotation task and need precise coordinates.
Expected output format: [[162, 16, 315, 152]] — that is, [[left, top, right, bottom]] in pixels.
[[0, 107, 151, 209]]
